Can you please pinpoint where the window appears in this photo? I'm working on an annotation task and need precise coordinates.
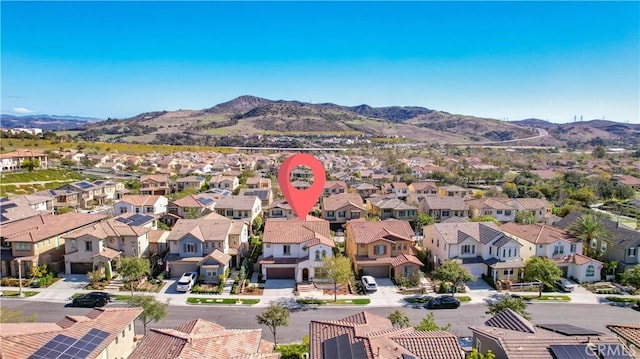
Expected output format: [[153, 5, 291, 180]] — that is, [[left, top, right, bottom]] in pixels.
[[505, 210, 512, 216], [283, 245, 291, 256], [489, 247, 492, 255], [399, 211, 406, 217], [351, 212, 361, 219], [392, 244, 396, 250], [115, 336, 118, 345], [476, 338, 481, 352], [497, 210, 503, 214], [628, 248, 638, 257], [322, 249, 327, 258], [85, 241, 93, 251], [461, 245, 475, 255], [146, 206, 153, 213], [122, 330, 125, 338], [183, 243, 196, 253], [404, 266, 412, 276], [315, 250, 320, 261], [327, 211, 335, 218], [601, 241, 607, 252], [374, 245, 386, 255], [508, 248, 512, 257], [71, 240, 77, 249], [360, 244, 365, 248], [129, 323, 132, 331], [15, 243, 31, 251], [553, 245, 564, 256], [502, 249, 506, 257], [442, 210, 450, 217], [120, 207, 126, 214], [586, 265, 595, 277], [226, 210, 233, 217], [484, 210, 492, 215], [437, 240, 440, 248], [135, 207, 140, 213], [591, 239, 597, 249], [338, 211, 345, 218], [570, 243, 577, 253]]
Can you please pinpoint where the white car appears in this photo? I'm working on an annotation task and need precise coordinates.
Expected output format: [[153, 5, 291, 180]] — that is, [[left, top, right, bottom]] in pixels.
[[176, 272, 197, 292], [361, 276, 378, 292]]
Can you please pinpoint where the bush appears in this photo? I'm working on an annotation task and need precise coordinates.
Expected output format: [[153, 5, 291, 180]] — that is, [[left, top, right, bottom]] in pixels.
[[231, 284, 238, 294], [482, 274, 496, 289], [438, 283, 450, 294]]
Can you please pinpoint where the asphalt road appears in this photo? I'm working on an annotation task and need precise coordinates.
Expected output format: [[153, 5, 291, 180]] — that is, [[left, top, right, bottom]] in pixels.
[[4, 299, 639, 344]]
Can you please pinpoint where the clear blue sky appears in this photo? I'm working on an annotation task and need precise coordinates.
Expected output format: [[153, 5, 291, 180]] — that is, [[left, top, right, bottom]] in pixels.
[[2, 1, 638, 123]]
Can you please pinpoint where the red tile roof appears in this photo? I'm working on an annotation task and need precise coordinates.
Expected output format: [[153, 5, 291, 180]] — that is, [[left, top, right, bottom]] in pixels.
[[347, 220, 415, 244], [263, 218, 331, 244], [501, 223, 580, 245], [607, 324, 640, 349], [2, 213, 107, 243], [390, 254, 424, 268]]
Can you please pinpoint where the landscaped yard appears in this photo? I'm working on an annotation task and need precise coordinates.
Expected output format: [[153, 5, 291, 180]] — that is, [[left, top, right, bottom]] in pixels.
[[186, 298, 260, 305], [296, 298, 371, 306], [513, 294, 571, 301], [1, 291, 39, 297]]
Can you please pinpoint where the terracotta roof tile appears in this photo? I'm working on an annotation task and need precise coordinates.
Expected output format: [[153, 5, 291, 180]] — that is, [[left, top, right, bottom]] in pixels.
[[607, 324, 640, 349], [502, 223, 579, 245], [263, 219, 331, 244], [347, 220, 415, 244], [390, 254, 424, 268], [2, 213, 107, 243]]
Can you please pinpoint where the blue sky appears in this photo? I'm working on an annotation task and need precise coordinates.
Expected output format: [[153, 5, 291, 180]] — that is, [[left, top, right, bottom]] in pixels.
[[2, 1, 638, 123]]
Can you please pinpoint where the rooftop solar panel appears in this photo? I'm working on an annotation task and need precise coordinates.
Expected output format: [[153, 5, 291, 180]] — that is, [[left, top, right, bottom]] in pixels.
[[549, 344, 597, 359], [197, 197, 214, 205], [116, 217, 131, 224], [0, 202, 18, 212], [600, 344, 635, 359], [538, 324, 603, 336], [28, 329, 110, 359]]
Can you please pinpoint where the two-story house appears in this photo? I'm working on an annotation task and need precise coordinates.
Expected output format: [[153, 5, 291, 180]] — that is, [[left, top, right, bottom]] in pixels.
[[114, 195, 168, 215], [0, 196, 49, 227], [351, 183, 379, 199], [466, 198, 516, 223], [423, 222, 524, 283], [0, 149, 48, 172], [174, 176, 206, 192], [409, 181, 439, 195], [214, 195, 262, 224], [556, 212, 640, 273], [438, 185, 473, 198], [368, 198, 418, 222], [509, 198, 554, 223], [419, 197, 469, 222], [259, 217, 334, 282], [209, 175, 239, 191], [390, 182, 410, 200], [58, 181, 107, 208], [34, 189, 80, 213], [166, 193, 219, 220], [0, 213, 107, 277], [321, 193, 366, 229], [92, 180, 126, 202], [63, 218, 153, 274], [323, 181, 348, 196], [239, 188, 274, 207], [246, 176, 272, 189], [265, 200, 296, 219], [139, 174, 171, 196], [501, 222, 603, 282], [165, 213, 248, 281], [345, 220, 423, 279]]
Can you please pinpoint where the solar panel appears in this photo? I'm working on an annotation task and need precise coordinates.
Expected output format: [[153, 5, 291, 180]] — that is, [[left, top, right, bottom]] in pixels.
[[76, 182, 94, 189], [197, 197, 214, 205], [116, 217, 132, 224], [0, 202, 18, 212], [538, 324, 603, 336], [402, 355, 417, 359], [322, 333, 367, 359], [549, 344, 597, 359], [28, 329, 110, 359], [600, 344, 635, 359]]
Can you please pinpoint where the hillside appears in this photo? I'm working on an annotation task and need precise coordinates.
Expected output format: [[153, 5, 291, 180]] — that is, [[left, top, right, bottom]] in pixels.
[[0, 114, 101, 131], [513, 119, 640, 147], [77, 96, 538, 145]]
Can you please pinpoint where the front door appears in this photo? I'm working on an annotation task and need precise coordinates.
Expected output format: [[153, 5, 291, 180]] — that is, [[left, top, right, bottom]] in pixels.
[[302, 268, 309, 282]]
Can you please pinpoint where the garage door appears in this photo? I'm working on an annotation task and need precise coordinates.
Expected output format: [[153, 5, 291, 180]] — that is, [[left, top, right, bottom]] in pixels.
[[361, 266, 389, 278], [169, 261, 199, 278], [70, 262, 93, 274], [266, 267, 295, 279], [463, 263, 486, 279]]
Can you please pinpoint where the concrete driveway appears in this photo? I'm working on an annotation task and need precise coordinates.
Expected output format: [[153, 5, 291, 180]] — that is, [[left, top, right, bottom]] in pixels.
[[35, 274, 89, 302], [260, 280, 296, 306], [367, 278, 405, 307]]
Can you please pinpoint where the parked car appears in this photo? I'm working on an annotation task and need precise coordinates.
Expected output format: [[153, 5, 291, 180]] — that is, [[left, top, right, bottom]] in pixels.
[[87, 291, 112, 302], [425, 295, 461, 309], [555, 277, 575, 292], [361, 276, 378, 292], [176, 272, 197, 292], [71, 293, 109, 308]]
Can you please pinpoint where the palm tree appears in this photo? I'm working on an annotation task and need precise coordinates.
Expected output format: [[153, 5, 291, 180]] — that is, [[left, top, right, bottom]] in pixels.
[[568, 214, 612, 258]]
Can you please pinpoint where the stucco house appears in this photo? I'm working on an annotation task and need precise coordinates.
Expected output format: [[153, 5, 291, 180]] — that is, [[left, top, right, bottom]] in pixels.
[[114, 195, 168, 216], [466, 197, 516, 223], [321, 193, 366, 228]]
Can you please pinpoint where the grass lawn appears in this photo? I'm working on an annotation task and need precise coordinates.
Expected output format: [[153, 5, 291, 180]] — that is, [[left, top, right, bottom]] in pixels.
[[515, 294, 571, 301], [1, 291, 39, 297], [605, 296, 640, 304], [187, 298, 260, 305], [456, 296, 472, 302], [296, 298, 370, 306]]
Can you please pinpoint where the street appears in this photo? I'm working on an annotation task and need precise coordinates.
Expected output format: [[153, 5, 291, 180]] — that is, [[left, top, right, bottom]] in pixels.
[[3, 299, 639, 344]]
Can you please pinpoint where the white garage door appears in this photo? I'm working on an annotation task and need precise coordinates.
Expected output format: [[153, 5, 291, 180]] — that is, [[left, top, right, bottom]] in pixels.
[[463, 263, 486, 279]]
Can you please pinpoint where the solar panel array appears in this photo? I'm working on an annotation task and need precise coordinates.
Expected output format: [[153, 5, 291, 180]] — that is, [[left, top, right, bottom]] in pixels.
[[29, 328, 109, 359], [549, 344, 597, 359], [322, 333, 367, 359], [75, 182, 94, 190], [197, 197, 214, 205], [538, 324, 603, 336]]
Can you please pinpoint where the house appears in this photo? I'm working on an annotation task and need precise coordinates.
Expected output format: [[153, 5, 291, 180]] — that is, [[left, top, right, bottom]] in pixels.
[[291, 180, 311, 190], [0, 213, 107, 277], [209, 175, 239, 191], [438, 185, 473, 198], [165, 213, 248, 277], [166, 193, 218, 220], [214, 195, 262, 223], [471, 309, 635, 359], [63, 218, 152, 274], [419, 196, 469, 222], [509, 197, 553, 223], [607, 324, 640, 357], [114, 195, 168, 215], [139, 174, 171, 195], [0, 197, 47, 226], [323, 180, 348, 196], [556, 212, 640, 272], [92, 180, 126, 201], [0, 149, 48, 172], [352, 183, 379, 198], [265, 200, 296, 219], [345, 220, 423, 279], [321, 193, 366, 228], [259, 217, 334, 282], [239, 187, 274, 207], [246, 176, 272, 189], [0, 307, 143, 359], [57, 181, 109, 208], [409, 181, 439, 195], [129, 318, 279, 359], [390, 182, 410, 199], [174, 175, 206, 192], [501, 222, 603, 282], [368, 197, 418, 221], [423, 222, 524, 282], [466, 197, 516, 222], [309, 311, 464, 359], [34, 189, 80, 213]]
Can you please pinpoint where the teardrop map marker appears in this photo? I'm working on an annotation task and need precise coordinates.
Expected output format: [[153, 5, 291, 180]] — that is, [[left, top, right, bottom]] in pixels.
[[277, 153, 326, 220]]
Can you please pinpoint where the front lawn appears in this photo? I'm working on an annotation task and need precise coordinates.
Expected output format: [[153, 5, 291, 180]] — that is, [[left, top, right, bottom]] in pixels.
[[186, 298, 260, 305], [1, 291, 39, 297], [295, 298, 370, 306], [514, 294, 571, 301], [605, 296, 640, 304]]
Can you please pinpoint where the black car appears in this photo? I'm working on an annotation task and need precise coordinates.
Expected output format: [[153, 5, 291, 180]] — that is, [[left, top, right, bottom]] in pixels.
[[71, 293, 109, 308], [425, 295, 461, 309], [87, 291, 112, 302]]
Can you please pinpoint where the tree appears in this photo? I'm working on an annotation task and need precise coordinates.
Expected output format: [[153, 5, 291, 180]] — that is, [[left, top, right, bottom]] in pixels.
[[129, 295, 169, 334], [470, 215, 499, 224], [622, 265, 640, 289], [256, 302, 290, 348], [86, 269, 104, 286], [487, 295, 531, 319], [119, 257, 151, 296], [415, 312, 451, 331], [592, 145, 607, 159], [515, 211, 537, 224], [252, 216, 264, 235], [568, 214, 611, 257], [523, 256, 562, 297], [467, 348, 496, 359], [416, 212, 435, 228], [20, 159, 40, 172], [387, 310, 411, 328], [316, 255, 352, 302], [431, 260, 474, 296], [502, 182, 518, 198], [603, 261, 618, 278]]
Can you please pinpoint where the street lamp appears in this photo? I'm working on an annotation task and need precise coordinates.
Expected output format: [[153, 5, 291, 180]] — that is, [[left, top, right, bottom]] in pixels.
[[17, 259, 24, 297]]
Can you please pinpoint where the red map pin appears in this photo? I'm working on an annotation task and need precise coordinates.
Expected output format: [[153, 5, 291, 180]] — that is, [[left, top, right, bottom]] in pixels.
[[277, 154, 326, 220]]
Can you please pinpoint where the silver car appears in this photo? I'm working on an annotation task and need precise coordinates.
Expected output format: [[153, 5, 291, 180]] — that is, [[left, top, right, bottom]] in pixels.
[[555, 277, 575, 292], [361, 276, 378, 292]]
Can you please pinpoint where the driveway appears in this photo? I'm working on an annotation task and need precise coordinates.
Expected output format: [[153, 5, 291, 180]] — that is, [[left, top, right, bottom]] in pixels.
[[260, 280, 296, 306], [35, 274, 89, 302], [367, 278, 406, 307]]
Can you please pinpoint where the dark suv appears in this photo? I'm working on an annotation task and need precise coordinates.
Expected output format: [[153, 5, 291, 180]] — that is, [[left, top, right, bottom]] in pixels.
[[425, 295, 461, 309], [71, 292, 109, 307]]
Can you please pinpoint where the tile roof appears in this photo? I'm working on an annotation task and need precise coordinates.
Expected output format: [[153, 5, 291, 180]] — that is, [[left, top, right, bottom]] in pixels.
[[432, 222, 503, 245], [324, 180, 348, 189], [214, 195, 260, 211], [64, 218, 151, 240], [347, 220, 415, 244], [263, 218, 331, 244], [199, 249, 232, 266], [555, 212, 640, 248], [553, 253, 602, 266], [2, 213, 107, 243], [484, 308, 537, 333], [352, 183, 379, 190], [322, 193, 365, 211], [0, 197, 43, 225], [120, 194, 164, 206], [511, 197, 552, 210], [390, 254, 424, 268], [370, 198, 417, 210], [140, 174, 169, 183], [167, 217, 233, 243], [607, 324, 640, 349], [1, 307, 142, 359], [410, 182, 439, 192], [501, 222, 579, 245], [421, 196, 468, 210], [466, 197, 515, 210], [129, 318, 276, 359]]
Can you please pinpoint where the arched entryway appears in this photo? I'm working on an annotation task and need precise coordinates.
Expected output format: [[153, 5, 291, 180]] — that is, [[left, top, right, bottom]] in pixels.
[[302, 268, 309, 282]]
